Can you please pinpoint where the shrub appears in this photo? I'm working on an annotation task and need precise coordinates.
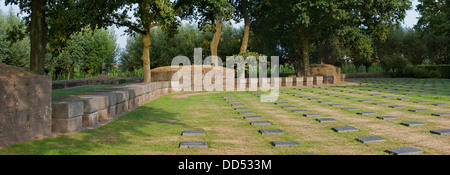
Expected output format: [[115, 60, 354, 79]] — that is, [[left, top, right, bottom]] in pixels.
[[412, 67, 428, 78], [428, 70, 441, 78]]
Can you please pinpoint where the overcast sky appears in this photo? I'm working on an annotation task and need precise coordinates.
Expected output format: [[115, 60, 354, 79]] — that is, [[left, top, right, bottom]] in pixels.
[[1, 0, 421, 50]]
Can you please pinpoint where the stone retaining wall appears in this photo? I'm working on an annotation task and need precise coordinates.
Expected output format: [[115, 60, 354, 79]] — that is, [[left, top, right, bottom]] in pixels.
[[0, 75, 52, 148]]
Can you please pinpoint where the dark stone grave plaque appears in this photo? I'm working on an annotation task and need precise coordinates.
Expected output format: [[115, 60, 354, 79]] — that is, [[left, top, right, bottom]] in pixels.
[[332, 126, 358, 132], [282, 106, 297, 109], [179, 142, 208, 148], [182, 130, 206, 136], [376, 116, 399, 120], [234, 107, 249, 111], [259, 129, 283, 135], [316, 118, 337, 123], [342, 108, 359, 110], [430, 129, 450, 135], [408, 109, 427, 112], [271, 141, 300, 147], [275, 102, 289, 105], [357, 112, 377, 115], [356, 136, 386, 143], [432, 103, 447, 106], [401, 122, 426, 126], [303, 114, 322, 117], [385, 147, 423, 155], [292, 109, 308, 113], [397, 98, 410, 100], [373, 102, 387, 105], [329, 104, 344, 106], [318, 101, 332, 103], [243, 115, 262, 119], [250, 121, 272, 125], [389, 105, 406, 108], [239, 111, 255, 114], [431, 113, 450, 116], [231, 104, 244, 106]]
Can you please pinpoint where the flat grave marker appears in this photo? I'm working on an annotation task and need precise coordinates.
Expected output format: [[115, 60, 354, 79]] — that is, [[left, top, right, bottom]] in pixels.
[[430, 129, 450, 135], [303, 114, 323, 117], [431, 113, 450, 116], [179, 142, 208, 148], [259, 129, 283, 135], [292, 109, 308, 113], [373, 102, 387, 105], [329, 104, 344, 106], [401, 122, 426, 126], [239, 111, 255, 114], [377, 116, 399, 120], [389, 105, 406, 108], [282, 106, 297, 109], [318, 101, 332, 103], [357, 112, 377, 115], [234, 107, 249, 111], [332, 126, 358, 132], [397, 98, 410, 100], [385, 147, 423, 155], [231, 104, 244, 106], [408, 109, 428, 112], [243, 115, 262, 119], [432, 103, 447, 106], [342, 108, 359, 110], [250, 121, 272, 125], [271, 141, 300, 147], [356, 136, 386, 143], [316, 118, 338, 123], [275, 102, 289, 105], [413, 101, 428, 104], [182, 130, 206, 136]]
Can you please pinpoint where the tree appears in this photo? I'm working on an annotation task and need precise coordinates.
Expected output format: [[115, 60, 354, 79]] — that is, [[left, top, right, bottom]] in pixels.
[[251, 0, 411, 77], [415, 0, 449, 64], [80, 0, 187, 82], [402, 29, 427, 66], [231, 0, 250, 53], [120, 35, 143, 77], [180, 0, 234, 65], [0, 8, 30, 69]]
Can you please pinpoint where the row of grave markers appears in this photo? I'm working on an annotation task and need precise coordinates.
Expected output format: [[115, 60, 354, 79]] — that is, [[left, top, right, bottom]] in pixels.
[[247, 88, 448, 155]]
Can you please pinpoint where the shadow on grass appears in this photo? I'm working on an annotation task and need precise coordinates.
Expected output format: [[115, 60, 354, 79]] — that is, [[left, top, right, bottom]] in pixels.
[[0, 105, 189, 155]]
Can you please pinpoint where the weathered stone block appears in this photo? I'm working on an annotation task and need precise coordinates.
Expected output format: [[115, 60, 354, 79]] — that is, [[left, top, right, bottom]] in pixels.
[[52, 116, 82, 133], [293, 77, 303, 86], [82, 112, 98, 127], [282, 77, 293, 87], [97, 108, 109, 122], [303, 77, 313, 86], [52, 100, 84, 118], [313, 76, 323, 85]]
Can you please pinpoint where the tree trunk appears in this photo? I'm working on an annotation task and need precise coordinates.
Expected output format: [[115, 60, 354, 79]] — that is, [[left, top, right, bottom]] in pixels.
[[210, 15, 223, 66], [30, 0, 48, 75], [299, 37, 310, 77], [317, 39, 326, 64], [239, 0, 250, 54], [354, 64, 361, 73], [141, 33, 151, 82]]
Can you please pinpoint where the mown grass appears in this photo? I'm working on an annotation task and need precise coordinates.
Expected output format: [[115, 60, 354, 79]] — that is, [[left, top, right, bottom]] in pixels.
[[52, 83, 135, 98], [1, 78, 449, 155]]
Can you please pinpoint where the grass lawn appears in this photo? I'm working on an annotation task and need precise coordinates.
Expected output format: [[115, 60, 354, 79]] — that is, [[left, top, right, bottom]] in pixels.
[[52, 83, 135, 98], [0, 78, 448, 155]]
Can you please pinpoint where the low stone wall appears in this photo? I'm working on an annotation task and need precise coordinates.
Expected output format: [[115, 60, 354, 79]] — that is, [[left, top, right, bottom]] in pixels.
[[51, 81, 173, 133], [0, 74, 52, 148], [52, 77, 144, 90]]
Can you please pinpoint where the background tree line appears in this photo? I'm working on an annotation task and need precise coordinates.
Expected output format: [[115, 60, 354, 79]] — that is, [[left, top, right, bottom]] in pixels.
[[1, 0, 449, 80]]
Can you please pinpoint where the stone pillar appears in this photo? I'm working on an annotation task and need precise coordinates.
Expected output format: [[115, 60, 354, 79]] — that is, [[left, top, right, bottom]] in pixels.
[[313, 76, 323, 86], [303, 77, 313, 86], [293, 77, 303, 87]]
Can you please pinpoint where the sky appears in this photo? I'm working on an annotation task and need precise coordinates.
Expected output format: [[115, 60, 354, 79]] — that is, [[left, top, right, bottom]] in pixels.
[[1, 0, 421, 50]]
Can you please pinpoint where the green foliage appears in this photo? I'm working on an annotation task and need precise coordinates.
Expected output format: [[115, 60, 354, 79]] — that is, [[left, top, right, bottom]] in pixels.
[[0, 8, 30, 69], [412, 67, 429, 78], [49, 28, 118, 80], [418, 65, 450, 78], [380, 54, 409, 76], [428, 70, 442, 78], [340, 62, 384, 73]]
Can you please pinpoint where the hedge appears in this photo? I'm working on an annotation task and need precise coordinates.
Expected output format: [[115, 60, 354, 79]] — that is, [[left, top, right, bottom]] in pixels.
[[418, 65, 450, 78]]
